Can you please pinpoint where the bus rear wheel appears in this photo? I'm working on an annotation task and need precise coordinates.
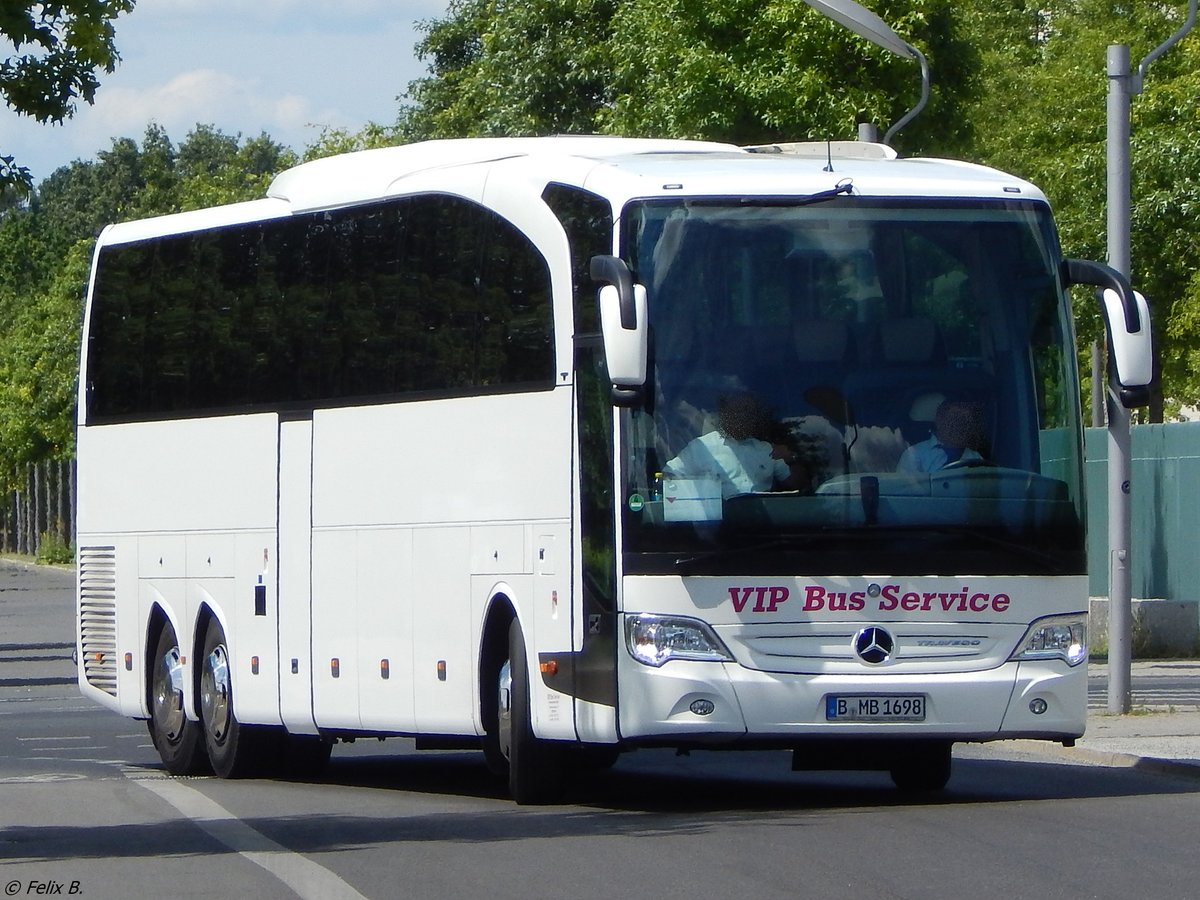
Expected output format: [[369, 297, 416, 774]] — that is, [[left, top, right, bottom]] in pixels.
[[148, 622, 207, 775], [199, 617, 273, 778], [499, 618, 565, 804]]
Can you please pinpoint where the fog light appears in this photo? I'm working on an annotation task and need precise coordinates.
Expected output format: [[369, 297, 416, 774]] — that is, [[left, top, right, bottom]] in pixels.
[[1029, 698, 1048, 715], [690, 699, 716, 716]]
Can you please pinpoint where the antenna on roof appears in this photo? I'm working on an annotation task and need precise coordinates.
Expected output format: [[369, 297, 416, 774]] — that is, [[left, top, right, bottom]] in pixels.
[[824, 140, 834, 172], [801, 0, 930, 144]]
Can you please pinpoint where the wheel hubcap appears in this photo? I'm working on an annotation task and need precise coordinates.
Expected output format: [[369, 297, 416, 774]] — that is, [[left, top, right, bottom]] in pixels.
[[497, 659, 513, 761], [153, 646, 187, 742], [200, 644, 231, 743]]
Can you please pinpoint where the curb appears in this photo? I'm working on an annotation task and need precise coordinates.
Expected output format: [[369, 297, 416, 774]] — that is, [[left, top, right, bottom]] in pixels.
[[1005, 739, 1200, 780]]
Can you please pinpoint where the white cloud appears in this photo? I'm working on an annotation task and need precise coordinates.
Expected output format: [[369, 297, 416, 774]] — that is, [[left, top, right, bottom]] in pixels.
[[89, 68, 335, 142], [1, 1, 449, 181]]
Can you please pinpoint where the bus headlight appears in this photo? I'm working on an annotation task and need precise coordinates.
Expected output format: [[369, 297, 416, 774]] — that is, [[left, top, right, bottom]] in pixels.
[[1011, 615, 1087, 667], [625, 614, 734, 667]]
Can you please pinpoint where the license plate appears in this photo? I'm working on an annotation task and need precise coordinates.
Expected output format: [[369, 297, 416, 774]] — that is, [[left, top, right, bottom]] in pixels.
[[825, 694, 926, 721]]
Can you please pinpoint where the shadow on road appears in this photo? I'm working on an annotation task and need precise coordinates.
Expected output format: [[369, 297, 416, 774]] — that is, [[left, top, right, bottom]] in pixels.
[[4, 749, 1199, 863]]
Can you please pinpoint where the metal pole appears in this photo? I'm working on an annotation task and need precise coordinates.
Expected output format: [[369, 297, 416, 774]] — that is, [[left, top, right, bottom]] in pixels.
[[1101, 3, 1196, 713], [1106, 43, 1133, 714]]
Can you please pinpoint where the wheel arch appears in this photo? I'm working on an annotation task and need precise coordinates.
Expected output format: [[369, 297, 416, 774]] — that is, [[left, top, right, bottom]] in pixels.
[[144, 603, 187, 720], [190, 602, 223, 717], [479, 591, 517, 732]]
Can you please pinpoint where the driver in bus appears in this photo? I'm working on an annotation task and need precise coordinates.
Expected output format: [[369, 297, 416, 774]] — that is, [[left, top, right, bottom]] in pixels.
[[896, 398, 988, 473], [664, 392, 810, 498]]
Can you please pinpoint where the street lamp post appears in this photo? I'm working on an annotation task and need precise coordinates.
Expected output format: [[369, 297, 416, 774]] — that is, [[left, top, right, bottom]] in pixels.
[[1104, 2, 1196, 714]]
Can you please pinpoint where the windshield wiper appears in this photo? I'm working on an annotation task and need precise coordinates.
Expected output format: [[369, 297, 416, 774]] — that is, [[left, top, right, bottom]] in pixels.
[[796, 180, 855, 206], [688, 182, 855, 210]]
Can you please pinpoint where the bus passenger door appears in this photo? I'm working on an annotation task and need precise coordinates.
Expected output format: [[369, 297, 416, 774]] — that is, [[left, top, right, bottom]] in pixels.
[[572, 344, 620, 744], [277, 416, 319, 734]]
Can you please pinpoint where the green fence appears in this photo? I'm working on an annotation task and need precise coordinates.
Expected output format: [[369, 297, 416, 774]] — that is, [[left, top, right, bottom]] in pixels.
[[1085, 423, 1200, 602]]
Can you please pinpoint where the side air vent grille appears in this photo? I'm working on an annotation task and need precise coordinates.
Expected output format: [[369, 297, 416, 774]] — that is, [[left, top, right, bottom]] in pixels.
[[78, 546, 118, 696]]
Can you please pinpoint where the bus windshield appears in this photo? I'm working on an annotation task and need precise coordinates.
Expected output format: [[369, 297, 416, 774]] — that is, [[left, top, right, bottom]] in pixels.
[[618, 197, 1085, 577]]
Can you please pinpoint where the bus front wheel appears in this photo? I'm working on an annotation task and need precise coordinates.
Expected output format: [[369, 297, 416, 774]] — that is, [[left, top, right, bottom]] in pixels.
[[500, 618, 565, 804], [148, 622, 207, 775], [199, 617, 272, 778], [889, 742, 952, 792]]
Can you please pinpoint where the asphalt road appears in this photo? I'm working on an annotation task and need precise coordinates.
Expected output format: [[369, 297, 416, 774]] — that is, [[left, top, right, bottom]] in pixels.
[[3, 561, 1200, 900]]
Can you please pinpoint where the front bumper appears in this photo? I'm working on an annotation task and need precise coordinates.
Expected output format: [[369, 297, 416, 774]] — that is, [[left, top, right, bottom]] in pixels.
[[615, 649, 1086, 745]]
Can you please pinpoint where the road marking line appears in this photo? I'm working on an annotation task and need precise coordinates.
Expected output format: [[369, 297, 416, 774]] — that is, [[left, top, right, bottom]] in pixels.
[[17, 735, 92, 742], [132, 775, 368, 900]]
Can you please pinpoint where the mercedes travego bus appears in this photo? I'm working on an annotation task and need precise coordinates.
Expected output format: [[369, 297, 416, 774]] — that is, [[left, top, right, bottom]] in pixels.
[[76, 136, 1153, 803]]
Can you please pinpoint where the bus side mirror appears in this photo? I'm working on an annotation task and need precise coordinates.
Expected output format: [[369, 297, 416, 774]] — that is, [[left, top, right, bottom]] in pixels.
[[1101, 287, 1153, 402], [1063, 258, 1154, 408], [590, 255, 648, 406]]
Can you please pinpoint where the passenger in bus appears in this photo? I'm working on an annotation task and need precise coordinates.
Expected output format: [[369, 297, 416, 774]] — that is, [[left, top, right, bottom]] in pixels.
[[896, 399, 988, 473], [665, 392, 810, 498]]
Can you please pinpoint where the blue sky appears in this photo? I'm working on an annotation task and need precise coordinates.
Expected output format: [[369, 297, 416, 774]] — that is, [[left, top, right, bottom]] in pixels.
[[1, 0, 448, 185]]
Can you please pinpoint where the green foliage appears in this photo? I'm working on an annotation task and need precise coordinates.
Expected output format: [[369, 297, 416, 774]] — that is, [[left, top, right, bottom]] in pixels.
[[961, 1, 1200, 419], [36, 527, 74, 566], [400, 0, 618, 139], [0, 1, 136, 193], [302, 124, 402, 162], [0, 237, 90, 465], [399, 0, 976, 155], [605, 0, 976, 153]]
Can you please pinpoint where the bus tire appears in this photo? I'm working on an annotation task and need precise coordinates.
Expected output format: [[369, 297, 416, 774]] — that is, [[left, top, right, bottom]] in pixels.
[[889, 742, 952, 792], [148, 621, 208, 775], [198, 617, 272, 778], [505, 618, 565, 805]]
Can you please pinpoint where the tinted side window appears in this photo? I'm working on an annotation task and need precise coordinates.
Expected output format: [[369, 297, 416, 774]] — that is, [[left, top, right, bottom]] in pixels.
[[542, 183, 613, 335], [87, 194, 553, 422]]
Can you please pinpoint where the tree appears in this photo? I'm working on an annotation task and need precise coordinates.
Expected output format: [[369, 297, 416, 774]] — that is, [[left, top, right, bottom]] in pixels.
[[960, 1, 1200, 419], [399, 0, 978, 156], [176, 125, 298, 209], [400, 0, 617, 140], [0, 237, 90, 466], [1, 0, 136, 193], [604, 0, 976, 154]]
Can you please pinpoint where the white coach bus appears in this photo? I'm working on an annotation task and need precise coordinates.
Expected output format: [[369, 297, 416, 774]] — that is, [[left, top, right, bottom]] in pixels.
[[76, 136, 1153, 802]]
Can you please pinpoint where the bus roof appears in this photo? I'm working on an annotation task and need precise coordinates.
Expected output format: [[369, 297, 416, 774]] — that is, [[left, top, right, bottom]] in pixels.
[[97, 136, 1047, 246], [266, 136, 1046, 213]]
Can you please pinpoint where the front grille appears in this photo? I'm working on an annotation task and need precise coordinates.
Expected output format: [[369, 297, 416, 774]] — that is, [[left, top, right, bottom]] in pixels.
[[717, 621, 1025, 675], [78, 546, 118, 696]]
